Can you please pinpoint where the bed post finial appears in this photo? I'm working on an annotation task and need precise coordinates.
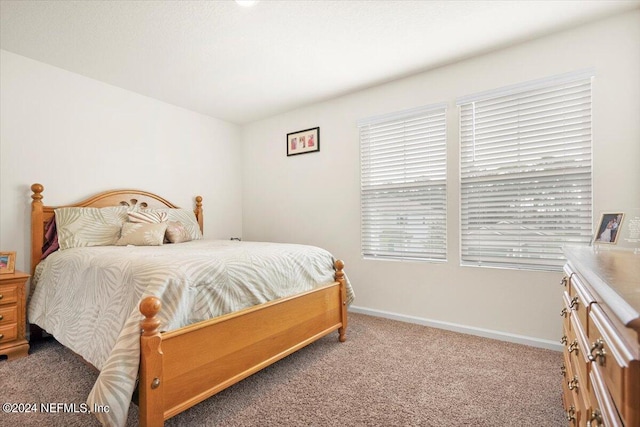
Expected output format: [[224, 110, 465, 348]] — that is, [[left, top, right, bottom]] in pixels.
[[31, 183, 44, 201], [195, 195, 203, 234], [334, 259, 345, 281], [140, 297, 161, 336]]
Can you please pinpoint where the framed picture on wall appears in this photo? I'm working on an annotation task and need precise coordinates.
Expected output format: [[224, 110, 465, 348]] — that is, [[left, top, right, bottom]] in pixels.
[[0, 251, 16, 274], [287, 127, 320, 156], [593, 212, 624, 244]]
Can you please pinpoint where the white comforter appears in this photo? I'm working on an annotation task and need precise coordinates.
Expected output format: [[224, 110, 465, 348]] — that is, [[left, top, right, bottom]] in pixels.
[[28, 239, 354, 426]]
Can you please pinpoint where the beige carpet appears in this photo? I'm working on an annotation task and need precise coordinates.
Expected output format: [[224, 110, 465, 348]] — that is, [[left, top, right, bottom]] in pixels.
[[0, 313, 564, 426]]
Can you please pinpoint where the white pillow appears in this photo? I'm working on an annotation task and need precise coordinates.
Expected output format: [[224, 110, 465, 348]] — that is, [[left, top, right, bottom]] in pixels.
[[54, 206, 129, 250]]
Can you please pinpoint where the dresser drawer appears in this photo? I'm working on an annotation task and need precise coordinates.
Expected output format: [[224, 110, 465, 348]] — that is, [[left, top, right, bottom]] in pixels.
[[0, 284, 18, 305], [0, 305, 17, 324], [562, 349, 581, 426], [569, 313, 592, 395], [563, 315, 578, 363], [0, 322, 18, 342], [568, 273, 595, 335], [588, 304, 630, 423], [588, 366, 623, 427], [562, 291, 573, 335]]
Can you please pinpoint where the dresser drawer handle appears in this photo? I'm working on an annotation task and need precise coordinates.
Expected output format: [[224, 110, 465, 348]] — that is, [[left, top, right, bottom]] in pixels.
[[0, 294, 3, 300], [569, 296, 579, 310], [566, 405, 576, 423], [560, 335, 568, 345], [567, 375, 579, 391], [560, 363, 566, 377], [588, 339, 606, 366], [0, 333, 3, 340], [0, 314, 3, 321], [568, 340, 579, 355], [560, 308, 568, 318], [560, 276, 568, 287], [587, 409, 602, 427]]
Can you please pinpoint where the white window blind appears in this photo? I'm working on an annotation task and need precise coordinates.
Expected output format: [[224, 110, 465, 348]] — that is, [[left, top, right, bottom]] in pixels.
[[458, 70, 594, 271], [359, 104, 447, 261]]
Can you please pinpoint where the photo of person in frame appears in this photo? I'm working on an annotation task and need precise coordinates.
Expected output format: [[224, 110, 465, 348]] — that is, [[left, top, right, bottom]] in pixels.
[[595, 212, 624, 244]]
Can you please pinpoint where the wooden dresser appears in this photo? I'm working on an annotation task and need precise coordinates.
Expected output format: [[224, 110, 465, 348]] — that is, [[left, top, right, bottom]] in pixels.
[[0, 270, 30, 360], [561, 247, 640, 426]]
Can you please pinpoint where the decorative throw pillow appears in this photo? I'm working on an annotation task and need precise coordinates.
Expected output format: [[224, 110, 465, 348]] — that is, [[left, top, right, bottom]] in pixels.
[[165, 221, 192, 243], [139, 208, 202, 241], [55, 206, 129, 250], [115, 222, 167, 246]]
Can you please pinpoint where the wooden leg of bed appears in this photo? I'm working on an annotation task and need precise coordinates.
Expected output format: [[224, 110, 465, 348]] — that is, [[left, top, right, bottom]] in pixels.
[[140, 297, 165, 427], [334, 259, 348, 343], [338, 327, 347, 342]]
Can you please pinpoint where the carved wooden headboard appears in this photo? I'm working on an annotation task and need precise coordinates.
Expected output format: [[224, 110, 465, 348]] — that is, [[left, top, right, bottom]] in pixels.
[[30, 183, 203, 275]]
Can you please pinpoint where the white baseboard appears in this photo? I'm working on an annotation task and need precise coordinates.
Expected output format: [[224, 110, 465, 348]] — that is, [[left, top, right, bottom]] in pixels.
[[348, 305, 563, 352]]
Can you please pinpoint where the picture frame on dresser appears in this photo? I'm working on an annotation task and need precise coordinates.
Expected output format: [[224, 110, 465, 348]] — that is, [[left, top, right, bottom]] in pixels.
[[593, 212, 624, 244], [0, 251, 16, 274]]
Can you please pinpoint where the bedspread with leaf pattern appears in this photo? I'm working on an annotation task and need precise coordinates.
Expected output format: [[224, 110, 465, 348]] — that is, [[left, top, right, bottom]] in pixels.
[[28, 239, 354, 426]]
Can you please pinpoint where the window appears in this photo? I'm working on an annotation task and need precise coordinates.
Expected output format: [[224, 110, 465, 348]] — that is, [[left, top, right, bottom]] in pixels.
[[359, 104, 447, 261], [458, 70, 594, 271]]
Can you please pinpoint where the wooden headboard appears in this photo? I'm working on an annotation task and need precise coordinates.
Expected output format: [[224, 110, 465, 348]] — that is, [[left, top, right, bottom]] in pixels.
[[30, 183, 203, 275]]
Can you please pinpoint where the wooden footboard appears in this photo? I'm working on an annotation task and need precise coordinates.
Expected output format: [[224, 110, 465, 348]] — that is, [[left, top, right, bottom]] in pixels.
[[139, 260, 348, 426]]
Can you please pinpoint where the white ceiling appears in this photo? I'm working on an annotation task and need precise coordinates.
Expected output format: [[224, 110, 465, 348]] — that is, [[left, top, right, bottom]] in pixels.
[[1, 1, 638, 124]]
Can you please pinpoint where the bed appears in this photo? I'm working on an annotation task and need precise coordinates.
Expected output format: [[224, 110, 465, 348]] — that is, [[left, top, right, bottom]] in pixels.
[[28, 183, 352, 427]]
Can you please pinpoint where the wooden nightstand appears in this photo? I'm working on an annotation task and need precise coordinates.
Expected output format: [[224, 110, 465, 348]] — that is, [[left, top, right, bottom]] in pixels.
[[0, 270, 30, 360]]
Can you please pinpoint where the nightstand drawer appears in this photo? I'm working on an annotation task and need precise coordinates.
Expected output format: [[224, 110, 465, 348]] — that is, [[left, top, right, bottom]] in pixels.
[[0, 271, 29, 360], [0, 284, 18, 305], [0, 322, 18, 342], [0, 305, 17, 324]]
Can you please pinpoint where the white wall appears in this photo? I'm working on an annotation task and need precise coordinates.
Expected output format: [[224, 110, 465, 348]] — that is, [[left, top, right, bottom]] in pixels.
[[241, 10, 640, 344], [0, 50, 243, 273]]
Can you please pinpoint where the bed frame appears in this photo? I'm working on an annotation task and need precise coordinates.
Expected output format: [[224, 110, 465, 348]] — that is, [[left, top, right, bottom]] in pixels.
[[30, 183, 348, 426]]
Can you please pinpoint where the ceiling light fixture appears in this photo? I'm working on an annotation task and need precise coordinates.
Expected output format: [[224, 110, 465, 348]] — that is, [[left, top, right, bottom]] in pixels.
[[235, 0, 258, 7]]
